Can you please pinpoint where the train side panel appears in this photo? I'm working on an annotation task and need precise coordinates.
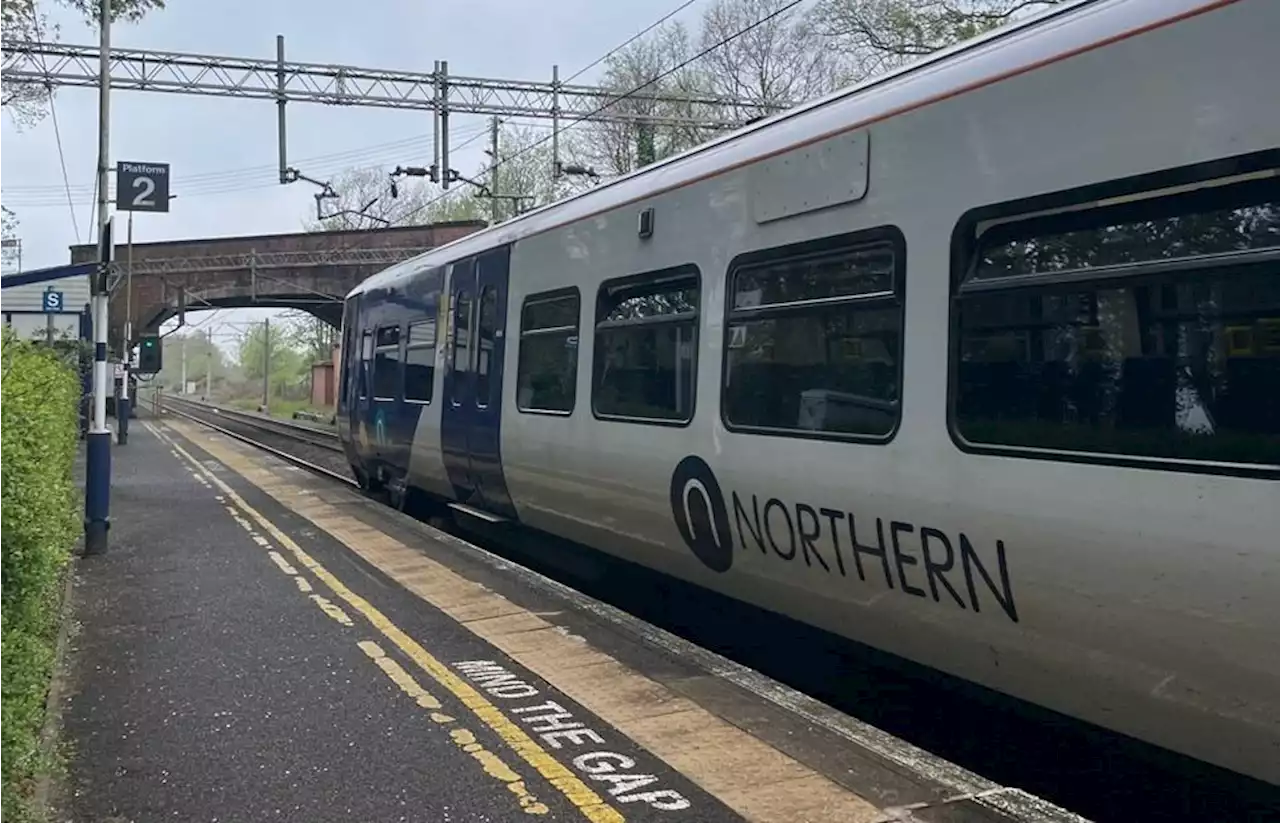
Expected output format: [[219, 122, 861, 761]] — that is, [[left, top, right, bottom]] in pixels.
[[500, 0, 1280, 784]]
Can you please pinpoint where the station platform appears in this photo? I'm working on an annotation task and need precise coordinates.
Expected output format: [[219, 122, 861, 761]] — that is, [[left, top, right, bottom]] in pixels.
[[52, 415, 1083, 823]]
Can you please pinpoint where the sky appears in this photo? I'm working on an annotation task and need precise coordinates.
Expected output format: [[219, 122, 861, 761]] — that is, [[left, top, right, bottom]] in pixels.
[[2, 0, 703, 357]]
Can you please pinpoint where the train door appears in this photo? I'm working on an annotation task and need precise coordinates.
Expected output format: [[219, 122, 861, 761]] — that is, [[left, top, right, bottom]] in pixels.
[[370, 323, 402, 467], [346, 320, 377, 480], [337, 300, 358, 446], [441, 249, 517, 519]]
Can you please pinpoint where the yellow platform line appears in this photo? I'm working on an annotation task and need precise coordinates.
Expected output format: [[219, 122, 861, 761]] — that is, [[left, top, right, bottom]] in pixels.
[[144, 421, 624, 823], [356, 640, 551, 816], [158, 418, 886, 823]]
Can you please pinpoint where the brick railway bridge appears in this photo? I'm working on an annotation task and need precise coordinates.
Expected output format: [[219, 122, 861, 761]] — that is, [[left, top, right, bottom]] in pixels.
[[68, 220, 486, 351]]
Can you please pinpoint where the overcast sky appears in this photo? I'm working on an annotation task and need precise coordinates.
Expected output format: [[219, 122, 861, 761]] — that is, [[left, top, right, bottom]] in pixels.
[[2, 0, 696, 354]]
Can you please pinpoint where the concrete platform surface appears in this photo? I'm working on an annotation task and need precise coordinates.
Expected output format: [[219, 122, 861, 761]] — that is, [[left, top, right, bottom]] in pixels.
[[50, 416, 1087, 823]]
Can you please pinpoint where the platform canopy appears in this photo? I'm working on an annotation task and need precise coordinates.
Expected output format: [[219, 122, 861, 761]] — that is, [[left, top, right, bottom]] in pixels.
[[0, 261, 97, 290]]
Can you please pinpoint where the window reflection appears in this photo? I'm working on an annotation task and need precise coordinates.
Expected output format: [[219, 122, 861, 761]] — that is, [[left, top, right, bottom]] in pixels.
[[594, 270, 699, 423], [957, 176, 1280, 465], [724, 239, 903, 437], [518, 291, 579, 414]]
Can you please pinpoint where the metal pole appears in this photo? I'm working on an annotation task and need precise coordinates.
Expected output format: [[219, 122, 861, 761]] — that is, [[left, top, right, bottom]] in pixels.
[[85, 0, 112, 555], [205, 328, 212, 399], [180, 334, 187, 394], [432, 60, 440, 183], [440, 60, 450, 190], [117, 209, 132, 444], [552, 64, 561, 180], [262, 317, 270, 412], [276, 35, 287, 184], [490, 116, 500, 226], [46, 311, 55, 346]]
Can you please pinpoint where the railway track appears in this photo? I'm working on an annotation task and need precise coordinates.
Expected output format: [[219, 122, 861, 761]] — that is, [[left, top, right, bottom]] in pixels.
[[162, 395, 344, 454], [155, 395, 1280, 823]]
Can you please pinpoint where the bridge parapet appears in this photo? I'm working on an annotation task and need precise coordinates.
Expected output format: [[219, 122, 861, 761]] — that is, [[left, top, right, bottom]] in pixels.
[[68, 220, 486, 347]]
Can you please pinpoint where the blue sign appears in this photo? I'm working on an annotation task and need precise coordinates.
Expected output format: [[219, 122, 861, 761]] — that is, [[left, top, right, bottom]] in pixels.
[[42, 287, 64, 313]]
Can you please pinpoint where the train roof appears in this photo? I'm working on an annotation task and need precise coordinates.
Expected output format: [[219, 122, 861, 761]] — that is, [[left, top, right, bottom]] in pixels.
[[348, 0, 1215, 300]]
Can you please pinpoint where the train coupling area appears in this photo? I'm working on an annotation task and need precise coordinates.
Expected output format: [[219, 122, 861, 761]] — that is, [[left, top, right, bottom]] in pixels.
[[50, 414, 1090, 823]]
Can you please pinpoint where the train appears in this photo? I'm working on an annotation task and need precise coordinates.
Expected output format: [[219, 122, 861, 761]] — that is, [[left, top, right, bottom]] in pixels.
[[338, 0, 1280, 786]]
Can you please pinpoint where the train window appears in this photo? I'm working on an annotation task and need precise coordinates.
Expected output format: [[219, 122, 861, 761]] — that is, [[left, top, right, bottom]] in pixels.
[[373, 325, 401, 400], [358, 330, 373, 399], [722, 230, 905, 440], [404, 319, 436, 403], [453, 292, 472, 375], [517, 289, 580, 414], [953, 168, 1280, 470], [593, 267, 699, 424], [475, 287, 498, 409]]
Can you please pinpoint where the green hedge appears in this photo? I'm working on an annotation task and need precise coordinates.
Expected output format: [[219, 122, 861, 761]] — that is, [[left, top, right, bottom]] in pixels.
[[1, 328, 81, 821]]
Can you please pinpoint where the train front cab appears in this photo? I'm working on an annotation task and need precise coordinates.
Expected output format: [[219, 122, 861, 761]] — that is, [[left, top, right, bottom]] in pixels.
[[341, 290, 420, 496], [338, 249, 520, 520], [337, 294, 375, 489]]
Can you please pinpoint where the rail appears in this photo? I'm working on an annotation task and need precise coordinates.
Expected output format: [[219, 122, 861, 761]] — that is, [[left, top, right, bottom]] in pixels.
[[160, 395, 344, 454], [158, 395, 356, 487]]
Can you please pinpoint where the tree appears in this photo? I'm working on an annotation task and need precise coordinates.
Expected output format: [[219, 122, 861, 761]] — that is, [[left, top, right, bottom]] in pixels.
[[488, 122, 567, 222], [578, 21, 714, 178], [1, 206, 20, 274], [307, 119, 585, 231], [698, 0, 844, 121], [1, 0, 167, 238], [2, 0, 54, 125], [574, 0, 846, 180], [2, 0, 167, 127], [811, 0, 1064, 78], [236, 320, 304, 394], [154, 329, 227, 392], [284, 310, 338, 365]]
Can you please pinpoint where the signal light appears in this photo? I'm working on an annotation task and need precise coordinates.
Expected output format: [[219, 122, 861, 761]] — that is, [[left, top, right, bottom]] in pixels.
[[137, 333, 162, 374]]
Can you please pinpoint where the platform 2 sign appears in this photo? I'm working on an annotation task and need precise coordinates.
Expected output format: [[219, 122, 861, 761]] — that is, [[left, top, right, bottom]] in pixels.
[[116, 161, 171, 213]]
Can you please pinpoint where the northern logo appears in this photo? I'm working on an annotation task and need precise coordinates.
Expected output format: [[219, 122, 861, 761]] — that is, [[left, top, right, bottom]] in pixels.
[[669, 455, 733, 573]]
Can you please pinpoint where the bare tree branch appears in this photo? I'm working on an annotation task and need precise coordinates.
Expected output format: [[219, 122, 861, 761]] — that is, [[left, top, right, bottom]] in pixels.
[[2, 0, 167, 127], [811, 0, 1064, 77], [697, 0, 844, 122]]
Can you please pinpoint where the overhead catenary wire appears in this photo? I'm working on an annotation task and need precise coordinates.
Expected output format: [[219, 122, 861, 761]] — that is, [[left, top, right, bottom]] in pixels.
[[375, 3, 712, 224], [8, 4, 785, 347], [8, 11, 756, 204], [4, 119, 497, 195], [47, 80, 81, 242], [7, 2, 715, 214], [562, 0, 703, 85], [12, 0, 786, 296], [2, 120, 504, 206], [26, 8, 81, 243], [393, 0, 807, 226], [316, 0, 717, 230]]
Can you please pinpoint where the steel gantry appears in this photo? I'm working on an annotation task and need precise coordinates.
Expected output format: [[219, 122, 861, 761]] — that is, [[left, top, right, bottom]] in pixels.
[[1, 37, 777, 190], [114, 246, 435, 278]]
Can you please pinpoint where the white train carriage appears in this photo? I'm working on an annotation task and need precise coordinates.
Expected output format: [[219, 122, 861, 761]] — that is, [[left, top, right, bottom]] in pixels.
[[339, 0, 1280, 785]]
